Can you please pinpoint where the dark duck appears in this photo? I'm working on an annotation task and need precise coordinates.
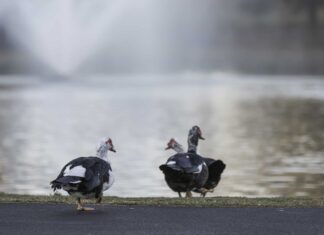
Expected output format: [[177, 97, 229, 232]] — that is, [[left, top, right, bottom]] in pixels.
[[165, 137, 226, 197], [50, 137, 116, 210], [159, 126, 208, 198], [198, 157, 226, 197]]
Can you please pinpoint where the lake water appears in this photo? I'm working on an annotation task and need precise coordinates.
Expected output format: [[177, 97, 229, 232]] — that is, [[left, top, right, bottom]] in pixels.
[[0, 74, 324, 197]]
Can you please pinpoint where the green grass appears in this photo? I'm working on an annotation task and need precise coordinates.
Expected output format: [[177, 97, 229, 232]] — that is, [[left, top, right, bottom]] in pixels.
[[1, 193, 324, 207]]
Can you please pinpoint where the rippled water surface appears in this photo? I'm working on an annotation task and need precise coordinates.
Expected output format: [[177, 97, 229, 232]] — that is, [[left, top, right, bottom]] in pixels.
[[0, 75, 324, 197]]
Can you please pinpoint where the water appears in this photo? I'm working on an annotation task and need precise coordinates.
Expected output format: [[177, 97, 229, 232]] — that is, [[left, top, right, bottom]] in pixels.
[[0, 74, 324, 197]]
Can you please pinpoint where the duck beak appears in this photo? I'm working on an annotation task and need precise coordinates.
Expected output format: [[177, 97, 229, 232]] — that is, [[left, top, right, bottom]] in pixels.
[[165, 146, 171, 150], [198, 131, 205, 140], [199, 135, 205, 140]]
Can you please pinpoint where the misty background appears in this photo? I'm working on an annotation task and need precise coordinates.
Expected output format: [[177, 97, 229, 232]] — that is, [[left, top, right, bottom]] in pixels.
[[0, 0, 324, 197], [0, 0, 323, 75]]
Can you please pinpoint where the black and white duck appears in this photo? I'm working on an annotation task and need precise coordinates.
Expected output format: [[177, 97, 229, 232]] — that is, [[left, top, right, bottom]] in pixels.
[[50, 137, 116, 210], [159, 126, 208, 198], [165, 137, 226, 197]]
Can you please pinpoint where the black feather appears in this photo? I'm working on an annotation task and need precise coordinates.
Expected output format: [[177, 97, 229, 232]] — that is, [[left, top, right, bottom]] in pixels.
[[50, 156, 111, 198], [160, 152, 208, 193]]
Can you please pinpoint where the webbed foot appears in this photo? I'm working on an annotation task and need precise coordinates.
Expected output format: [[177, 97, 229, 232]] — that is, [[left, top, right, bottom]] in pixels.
[[77, 206, 95, 211], [76, 198, 95, 211]]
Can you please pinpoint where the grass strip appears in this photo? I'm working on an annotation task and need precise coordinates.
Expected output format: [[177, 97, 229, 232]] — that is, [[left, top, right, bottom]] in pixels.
[[1, 193, 324, 207]]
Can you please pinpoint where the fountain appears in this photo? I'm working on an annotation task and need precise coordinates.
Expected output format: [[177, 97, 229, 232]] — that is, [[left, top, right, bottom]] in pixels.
[[1, 0, 132, 75], [0, 0, 226, 76]]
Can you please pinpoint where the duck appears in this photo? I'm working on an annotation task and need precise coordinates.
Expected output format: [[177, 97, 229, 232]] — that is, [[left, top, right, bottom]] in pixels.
[[159, 126, 208, 198], [50, 137, 116, 211], [165, 137, 226, 197], [197, 158, 226, 197]]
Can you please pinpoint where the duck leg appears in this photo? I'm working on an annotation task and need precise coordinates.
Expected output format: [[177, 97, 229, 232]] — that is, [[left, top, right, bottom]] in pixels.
[[76, 198, 94, 211], [96, 196, 102, 204], [198, 188, 214, 197], [178, 192, 182, 198], [185, 191, 192, 198]]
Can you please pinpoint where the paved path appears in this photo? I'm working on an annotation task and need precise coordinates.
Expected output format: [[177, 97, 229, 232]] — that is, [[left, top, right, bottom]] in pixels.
[[0, 203, 324, 235]]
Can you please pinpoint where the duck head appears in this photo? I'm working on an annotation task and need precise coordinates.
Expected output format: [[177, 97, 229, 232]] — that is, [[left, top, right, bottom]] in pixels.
[[189, 126, 205, 140], [165, 138, 185, 153], [96, 137, 116, 160], [187, 125, 205, 153], [105, 138, 116, 152]]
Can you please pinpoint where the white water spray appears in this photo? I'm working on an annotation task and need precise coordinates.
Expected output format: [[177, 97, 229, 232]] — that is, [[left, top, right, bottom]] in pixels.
[[2, 0, 131, 75]]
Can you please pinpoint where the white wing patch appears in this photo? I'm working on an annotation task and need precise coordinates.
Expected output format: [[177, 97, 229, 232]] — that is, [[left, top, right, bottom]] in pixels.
[[63, 164, 86, 178], [69, 180, 82, 184], [167, 161, 176, 165], [193, 164, 203, 174]]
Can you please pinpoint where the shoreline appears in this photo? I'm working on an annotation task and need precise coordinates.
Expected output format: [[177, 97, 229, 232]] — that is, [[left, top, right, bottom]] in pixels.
[[1, 193, 324, 207]]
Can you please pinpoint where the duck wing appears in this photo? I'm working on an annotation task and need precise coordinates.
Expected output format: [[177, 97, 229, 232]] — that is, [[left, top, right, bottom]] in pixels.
[[160, 153, 205, 174], [206, 159, 226, 180], [50, 157, 111, 192], [202, 157, 217, 166], [83, 157, 112, 191]]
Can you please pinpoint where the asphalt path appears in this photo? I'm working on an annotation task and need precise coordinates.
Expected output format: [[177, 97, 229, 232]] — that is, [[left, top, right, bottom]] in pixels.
[[0, 203, 324, 235]]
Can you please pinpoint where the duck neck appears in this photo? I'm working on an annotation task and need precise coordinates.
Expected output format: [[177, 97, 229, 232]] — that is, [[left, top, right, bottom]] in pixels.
[[187, 144, 197, 153], [173, 143, 185, 153], [96, 145, 109, 163], [187, 134, 199, 154]]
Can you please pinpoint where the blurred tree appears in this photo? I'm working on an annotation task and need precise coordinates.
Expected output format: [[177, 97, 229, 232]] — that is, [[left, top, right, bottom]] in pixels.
[[284, 0, 323, 29], [238, 1, 277, 15], [0, 27, 9, 50]]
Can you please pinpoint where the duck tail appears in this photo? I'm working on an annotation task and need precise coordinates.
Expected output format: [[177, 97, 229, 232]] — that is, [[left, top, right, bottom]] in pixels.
[[50, 179, 62, 191], [50, 176, 82, 191], [208, 160, 226, 179]]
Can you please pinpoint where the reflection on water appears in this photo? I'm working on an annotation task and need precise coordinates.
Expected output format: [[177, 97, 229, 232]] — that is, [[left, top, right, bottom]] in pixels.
[[0, 75, 324, 197]]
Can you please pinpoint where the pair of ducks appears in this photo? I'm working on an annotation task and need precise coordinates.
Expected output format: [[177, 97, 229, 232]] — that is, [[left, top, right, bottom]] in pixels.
[[50, 126, 225, 211], [160, 126, 226, 198]]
